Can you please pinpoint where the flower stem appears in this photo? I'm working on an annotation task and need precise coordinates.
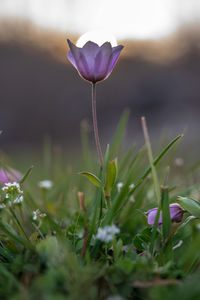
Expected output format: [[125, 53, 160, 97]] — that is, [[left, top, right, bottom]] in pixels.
[[91, 83, 104, 169], [10, 207, 30, 241]]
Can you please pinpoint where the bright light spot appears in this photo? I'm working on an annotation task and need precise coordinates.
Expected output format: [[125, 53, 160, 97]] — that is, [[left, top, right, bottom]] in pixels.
[[76, 30, 117, 47]]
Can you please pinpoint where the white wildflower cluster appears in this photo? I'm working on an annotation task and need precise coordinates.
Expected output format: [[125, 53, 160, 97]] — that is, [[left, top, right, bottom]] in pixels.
[[2, 182, 23, 195], [38, 180, 53, 189], [1, 182, 23, 207], [13, 196, 24, 204], [33, 209, 47, 221], [96, 225, 120, 243]]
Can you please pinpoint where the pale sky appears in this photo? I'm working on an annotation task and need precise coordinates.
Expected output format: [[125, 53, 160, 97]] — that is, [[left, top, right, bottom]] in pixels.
[[0, 0, 200, 40]]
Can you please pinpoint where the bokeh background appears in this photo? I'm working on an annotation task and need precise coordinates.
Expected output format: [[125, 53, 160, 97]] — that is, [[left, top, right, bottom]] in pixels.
[[0, 0, 200, 158]]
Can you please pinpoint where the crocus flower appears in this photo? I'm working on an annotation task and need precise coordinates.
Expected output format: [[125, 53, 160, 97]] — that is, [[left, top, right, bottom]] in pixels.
[[67, 39, 123, 83], [67, 35, 124, 169], [0, 167, 21, 185], [146, 203, 184, 226]]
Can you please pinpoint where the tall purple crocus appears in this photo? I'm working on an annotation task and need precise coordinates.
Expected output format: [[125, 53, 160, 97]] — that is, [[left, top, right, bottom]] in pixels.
[[146, 203, 184, 226], [67, 38, 124, 168], [0, 167, 22, 185]]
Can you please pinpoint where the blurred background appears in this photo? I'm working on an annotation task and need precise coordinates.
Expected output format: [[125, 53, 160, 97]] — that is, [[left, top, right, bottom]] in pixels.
[[0, 0, 200, 159]]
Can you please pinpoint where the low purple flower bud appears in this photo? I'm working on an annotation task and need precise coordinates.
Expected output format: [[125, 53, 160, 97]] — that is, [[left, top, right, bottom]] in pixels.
[[146, 203, 184, 226], [0, 167, 22, 185], [67, 39, 123, 83]]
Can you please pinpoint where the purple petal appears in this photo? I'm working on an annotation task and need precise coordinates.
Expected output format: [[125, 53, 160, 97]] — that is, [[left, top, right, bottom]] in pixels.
[[0, 167, 21, 184], [67, 39, 124, 83], [170, 203, 183, 223], [67, 39, 80, 65], [107, 45, 124, 76], [146, 203, 183, 227], [67, 50, 78, 69], [147, 208, 162, 226], [93, 42, 113, 82], [0, 169, 9, 184], [67, 39, 91, 81], [82, 41, 100, 69]]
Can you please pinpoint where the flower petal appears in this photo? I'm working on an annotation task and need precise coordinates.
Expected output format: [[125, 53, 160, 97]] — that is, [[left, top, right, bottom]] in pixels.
[[107, 45, 124, 76], [170, 204, 183, 223], [0, 169, 9, 184], [93, 42, 113, 82], [67, 50, 78, 69], [82, 41, 100, 69], [67, 39, 91, 81], [147, 208, 162, 226]]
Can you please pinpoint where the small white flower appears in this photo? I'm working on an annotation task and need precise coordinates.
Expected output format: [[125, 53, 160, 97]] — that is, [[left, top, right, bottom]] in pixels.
[[33, 209, 46, 221], [129, 195, 135, 203], [96, 225, 120, 243], [174, 157, 184, 167], [106, 224, 120, 235], [117, 182, 123, 192], [129, 183, 135, 190], [2, 182, 23, 194], [0, 203, 6, 209], [13, 196, 23, 204], [38, 180, 53, 189]]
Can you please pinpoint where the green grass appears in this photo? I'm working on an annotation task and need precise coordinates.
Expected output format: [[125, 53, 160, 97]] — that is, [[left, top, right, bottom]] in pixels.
[[0, 112, 200, 300]]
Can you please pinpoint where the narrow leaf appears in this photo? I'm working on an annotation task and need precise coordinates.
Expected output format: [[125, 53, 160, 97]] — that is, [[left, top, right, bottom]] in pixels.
[[79, 171, 101, 187], [104, 158, 118, 196], [161, 187, 171, 242], [19, 165, 34, 185], [177, 196, 200, 218]]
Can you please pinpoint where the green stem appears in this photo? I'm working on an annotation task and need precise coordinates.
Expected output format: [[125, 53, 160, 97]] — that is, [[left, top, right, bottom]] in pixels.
[[141, 116, 160, 203], [10, 207, 29, 241], [92, 83, 104, 169]]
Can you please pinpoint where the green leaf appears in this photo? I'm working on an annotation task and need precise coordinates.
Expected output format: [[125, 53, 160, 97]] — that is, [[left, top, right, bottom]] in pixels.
[[176, 216, 197, 233], [133, 235, 146, 251], [133, 228, 152, 251], [115, 238, 123, 259], [0, 222, 34, 250], [79, 171, 101, 187], [177, 196, 200, 218], [140, 227, 152, 243], [104, 135, 182, 226], [161, 187, 171, 242], [19, 165, 34, 185], [104, 158, 118, 196]]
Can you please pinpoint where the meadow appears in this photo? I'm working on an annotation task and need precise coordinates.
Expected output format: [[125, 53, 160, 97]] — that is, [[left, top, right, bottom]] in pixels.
[[0, 37, 200, 300], [0, 109, 200, 300]]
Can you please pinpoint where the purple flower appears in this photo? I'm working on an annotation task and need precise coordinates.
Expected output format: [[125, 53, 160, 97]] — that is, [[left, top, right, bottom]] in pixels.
[[67, 39, 123, 83], [146, 203, 184, 226], [0, 167, 22, 185]]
